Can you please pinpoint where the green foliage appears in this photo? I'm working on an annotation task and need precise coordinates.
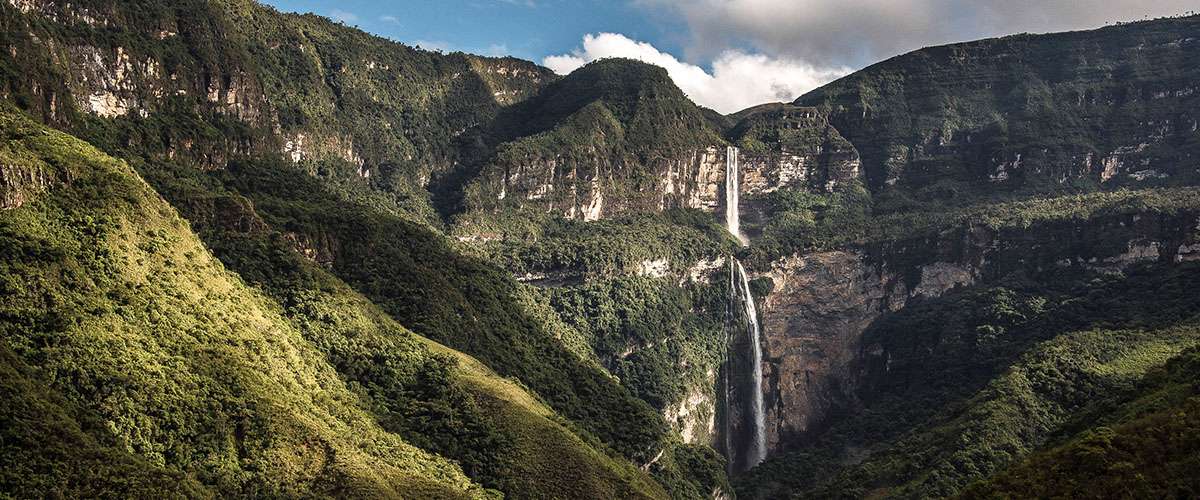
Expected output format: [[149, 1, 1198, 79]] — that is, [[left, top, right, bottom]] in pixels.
[[0, 344, 209, 499], [738, 262, 1200, 499], [458, 58, 727, 217], [797, 15, 1200, 199], [490, 58, 722, 155], [183, 154, 672, 468], [964, 348, 1200, 499], [647, 442, 731, 500], [746, 185, 1200, 266], [0, 108, 482, 498], [455, 207, 733, 278], [547, 277, 728, 412], [1, 0, 688, 493], [0, 0, 555, 224]]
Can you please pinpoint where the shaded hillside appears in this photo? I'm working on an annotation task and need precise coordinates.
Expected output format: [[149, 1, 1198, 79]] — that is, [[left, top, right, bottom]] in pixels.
[[964, 347, 1200, 498], [795, 15, 1200, 210], [737, 261, 1200, 498]]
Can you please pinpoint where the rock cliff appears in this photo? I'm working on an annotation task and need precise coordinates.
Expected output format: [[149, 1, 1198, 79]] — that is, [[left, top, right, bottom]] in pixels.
[[796, 16, 1200, 199], [755, 206, 1200, 454]]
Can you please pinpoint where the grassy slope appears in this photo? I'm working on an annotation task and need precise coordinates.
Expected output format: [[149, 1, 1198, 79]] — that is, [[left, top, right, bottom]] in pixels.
[[0, 107, 481, 497]]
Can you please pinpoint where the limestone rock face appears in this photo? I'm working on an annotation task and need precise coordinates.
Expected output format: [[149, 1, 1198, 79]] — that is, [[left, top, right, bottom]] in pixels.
[[758, 251, 906, 452], [473, 147, 728, 220], [755, 209, 1200, 456], [1, 162, 59, 209], [732, 105, 863, 196], [663, 370, 718, 446], [470, 109, 865, 222]]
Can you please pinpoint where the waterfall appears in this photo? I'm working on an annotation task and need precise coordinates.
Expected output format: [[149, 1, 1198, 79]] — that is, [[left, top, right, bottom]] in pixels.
[[725, 146, 746, 246], [722, 145, 767, 471], [732, 260, 767, 469]]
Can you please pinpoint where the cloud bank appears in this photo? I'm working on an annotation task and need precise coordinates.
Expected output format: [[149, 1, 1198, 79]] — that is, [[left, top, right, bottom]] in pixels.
[[544, 33, 849, 114], [637, 0, 1197, 67]]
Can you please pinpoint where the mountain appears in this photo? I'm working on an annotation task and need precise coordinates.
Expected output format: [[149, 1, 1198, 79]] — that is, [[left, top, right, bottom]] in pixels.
[[1, 0, 722, 497], [2, 0, 1200, 498], [795, 16, 1200, 205]]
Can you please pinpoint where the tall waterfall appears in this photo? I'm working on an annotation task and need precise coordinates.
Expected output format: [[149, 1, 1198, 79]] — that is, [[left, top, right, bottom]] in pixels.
[[723, 145, 767, 470], [725, 146, 746, 246], [731, 261, 767, 468]]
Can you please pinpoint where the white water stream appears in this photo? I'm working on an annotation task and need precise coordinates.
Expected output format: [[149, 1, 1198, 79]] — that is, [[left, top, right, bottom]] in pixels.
[[724, 146, 767, 469], [724, 146, 745, 246]]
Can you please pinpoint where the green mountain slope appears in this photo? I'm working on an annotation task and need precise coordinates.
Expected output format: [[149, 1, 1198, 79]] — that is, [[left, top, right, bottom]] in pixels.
[[964, 347, 1200, 498], [0, 2, 723, 496], [0, 106, 482, 498], [735, 262, 1200, 498], [0, 99, 678, 498], [795, 15, 1200, 208], [458, 58, 726, 219], [0, 344, 209, 498], [0, 0, 554, 223]]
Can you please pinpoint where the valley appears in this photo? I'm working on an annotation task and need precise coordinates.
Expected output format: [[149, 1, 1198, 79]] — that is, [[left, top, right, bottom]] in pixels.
[[1, 1, 1198, 498]]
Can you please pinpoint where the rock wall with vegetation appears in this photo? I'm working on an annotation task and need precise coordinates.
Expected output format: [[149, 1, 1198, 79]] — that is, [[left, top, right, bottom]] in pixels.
[[795, 16, 1200, 209], [753, 190, 1200, 455], [3, 1, 1200, 497]]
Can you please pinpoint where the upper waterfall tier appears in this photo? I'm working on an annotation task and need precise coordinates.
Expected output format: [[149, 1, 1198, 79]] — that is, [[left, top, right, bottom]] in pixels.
[[725, 146, 747, 246]]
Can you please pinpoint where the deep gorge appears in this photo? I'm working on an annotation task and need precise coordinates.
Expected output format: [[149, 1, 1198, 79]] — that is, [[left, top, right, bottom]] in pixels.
[[1, 1, 1199, 498]]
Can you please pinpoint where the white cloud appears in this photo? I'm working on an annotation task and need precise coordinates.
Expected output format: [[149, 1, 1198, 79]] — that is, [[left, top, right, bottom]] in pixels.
[[544, 33, 849, 114], [329, 9, 358, 24], [379, 15, 400, 25], [638, 0, 1197, 67]]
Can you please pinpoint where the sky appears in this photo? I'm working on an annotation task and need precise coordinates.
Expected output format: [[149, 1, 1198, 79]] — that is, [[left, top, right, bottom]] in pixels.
[[260, 0, 1197, 114]]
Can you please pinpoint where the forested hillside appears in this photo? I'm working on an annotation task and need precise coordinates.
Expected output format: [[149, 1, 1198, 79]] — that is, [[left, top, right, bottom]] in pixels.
[[2, 0, 1199, 498]]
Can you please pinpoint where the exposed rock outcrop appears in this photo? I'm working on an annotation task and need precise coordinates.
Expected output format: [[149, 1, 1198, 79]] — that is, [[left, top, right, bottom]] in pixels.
[[664, 371, 718, 446], [1, 162, 60, 209], [755, 209, 1200, 456], [475, 147, 728, 220]]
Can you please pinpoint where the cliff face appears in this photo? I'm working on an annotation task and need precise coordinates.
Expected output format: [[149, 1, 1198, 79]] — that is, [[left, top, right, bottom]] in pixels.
[[472, 146, 727, 221], [755, 206, 1200, 454], [1, 0, 554, 216], [731, 104, 862, 195], [796, 16, 1200, 199], [462, 100, 864, 223]]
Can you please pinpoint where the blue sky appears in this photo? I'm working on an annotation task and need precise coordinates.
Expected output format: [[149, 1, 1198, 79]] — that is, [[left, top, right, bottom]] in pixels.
[[259, 0, 685, 62], [258, 0, 1195, 114]]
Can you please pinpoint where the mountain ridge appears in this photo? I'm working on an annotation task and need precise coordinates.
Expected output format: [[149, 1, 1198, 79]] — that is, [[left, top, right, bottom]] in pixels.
[[2, 2, 1200, 498]]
